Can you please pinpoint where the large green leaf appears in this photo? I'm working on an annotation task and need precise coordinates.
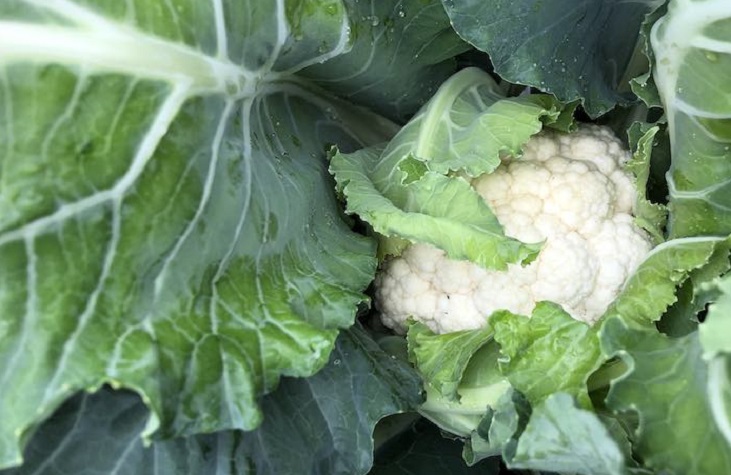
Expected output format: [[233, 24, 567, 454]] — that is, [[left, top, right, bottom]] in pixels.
[[651, 0, 731, 237], [702, 275, 731, 358], [1, 326, 423, 475], [506, 394, 629, 475], [700, 274, 731, 449], [601, 318, 731, 473], [302, 0, 470, 122], [441, 0, 664, 117], [0, 0, 464, 468], [331, 67, 574, 269]]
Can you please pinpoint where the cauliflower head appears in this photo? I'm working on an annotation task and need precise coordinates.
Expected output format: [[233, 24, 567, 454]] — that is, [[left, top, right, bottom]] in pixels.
[[375, 125, 653, 334]]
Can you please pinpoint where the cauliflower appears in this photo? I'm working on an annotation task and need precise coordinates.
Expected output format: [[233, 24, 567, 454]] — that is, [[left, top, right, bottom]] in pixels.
[[375, 125, 653, 334]]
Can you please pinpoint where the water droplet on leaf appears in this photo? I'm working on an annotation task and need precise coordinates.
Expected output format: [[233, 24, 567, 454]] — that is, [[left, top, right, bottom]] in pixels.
[[705, 51, 719, 62]]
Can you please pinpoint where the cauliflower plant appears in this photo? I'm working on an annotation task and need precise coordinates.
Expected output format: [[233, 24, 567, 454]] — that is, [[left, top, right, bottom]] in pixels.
[[375, 125, 652, 334]]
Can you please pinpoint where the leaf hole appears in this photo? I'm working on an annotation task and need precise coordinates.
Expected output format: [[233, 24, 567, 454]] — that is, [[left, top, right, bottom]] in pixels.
[[697, 302, 711, 323]]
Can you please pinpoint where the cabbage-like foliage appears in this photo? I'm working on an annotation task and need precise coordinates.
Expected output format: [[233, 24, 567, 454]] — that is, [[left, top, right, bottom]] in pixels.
[[5, 1, 731, 474], [1, 325, 423, 475], [701, 274, 731, 452], [0, 0, 466, 468], [440, 0, 665, 117], [404, 235, 731, 473], [330, 67, 575, 268], [649, 4, 731, 463], [652, 0, 731, 237]]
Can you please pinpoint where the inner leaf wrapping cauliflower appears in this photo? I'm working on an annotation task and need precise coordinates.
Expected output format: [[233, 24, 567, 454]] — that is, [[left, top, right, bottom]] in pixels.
[[375, 126, 653, 334]]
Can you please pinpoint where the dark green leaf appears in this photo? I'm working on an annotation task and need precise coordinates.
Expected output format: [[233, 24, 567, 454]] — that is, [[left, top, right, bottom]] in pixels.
[[1, 326, 423, 475], [303, 0, 470, 122], [442, 0, 665, 116], [371, 419, 502, 475]]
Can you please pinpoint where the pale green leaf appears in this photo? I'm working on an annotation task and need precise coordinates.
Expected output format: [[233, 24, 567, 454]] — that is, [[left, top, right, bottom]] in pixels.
[[407, 322, 496, 402], [601, 318, 731, 473], [507, 393, 629, 475], [701, 274, 731, 358], [492, 302, 602, 408], [651, 0, 731, 237], [603, 237, 730, 326], [330, 67, 574, 269]]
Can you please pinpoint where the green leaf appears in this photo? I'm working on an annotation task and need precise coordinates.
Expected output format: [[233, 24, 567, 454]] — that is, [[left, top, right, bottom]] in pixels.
[[238, 324, 424, 474], [302, 0, 470, 122], [331, 146, 540, 268], [658, 240, 731, 336], [372, 419, 502, 475], [492, 302, 603, 408], [702, 275, 731, 357], [707, 357, 731, 456], [600, 318, 731, 473], [398, 155, 430, 185], [407, 322, 496, 402], [506, 393, 630, 475], [603, 236, 731, 327], [629, 71, 662, 110], [331, 67, 574, 269], [1, 326, 423, 475], [606, 237, 731, 463], [374, 68, 574, 178], [409, 324, 510, 439], [0, 0, 428, 467], [442, 0, 665, 117], [626, 123, 667, 243], [464, 389, 531, 465], [629, 5, 668, 109], [651, 0, 731, 237], [700, 274, 731, 449]]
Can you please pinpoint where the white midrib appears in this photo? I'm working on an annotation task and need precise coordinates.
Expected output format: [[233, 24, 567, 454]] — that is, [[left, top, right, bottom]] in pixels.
[[651, 0, 731, 145], [707, 357, 731, 448], [413, 67, 493, 161], [651, 0, 731, 200], [0, 21, 253, 96], [1, 0, 361, 442], [38, 83, 193, 406]]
